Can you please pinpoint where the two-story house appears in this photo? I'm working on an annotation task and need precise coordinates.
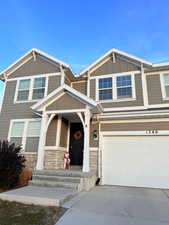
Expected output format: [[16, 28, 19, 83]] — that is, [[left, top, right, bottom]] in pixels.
[[1, 48, 169, 189]]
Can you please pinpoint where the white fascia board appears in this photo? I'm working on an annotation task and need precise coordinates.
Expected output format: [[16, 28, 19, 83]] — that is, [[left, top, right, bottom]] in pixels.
[[64, 84, 97, 107], [79, 48, 152, 75], [33, 48, 71, 69], [152, 62, 169, 67], [0, 49, 33, 76], [31, 84, 98, 111], [0, 48, 74, 77], [31, 85, 64, 110]]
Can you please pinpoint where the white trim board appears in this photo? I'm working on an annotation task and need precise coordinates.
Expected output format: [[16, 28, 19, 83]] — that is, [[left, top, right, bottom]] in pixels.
[[95, 72, 136, 102], [31, 84, 98, 111], [101, 130, 169, 136], [0, 48, 71, 78], [14, 75, 49, 104], [80, 48, 152, 76], [100, 118, 169, 123], [6, 72, 61, 82], [8, 118, 41, 152]]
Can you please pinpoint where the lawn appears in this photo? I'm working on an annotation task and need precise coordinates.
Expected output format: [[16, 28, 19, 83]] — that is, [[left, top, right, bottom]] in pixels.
[[0, 200, 67, 225]]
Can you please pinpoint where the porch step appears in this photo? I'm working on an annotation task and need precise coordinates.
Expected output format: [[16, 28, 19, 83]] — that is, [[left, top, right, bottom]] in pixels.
[[30, 169, 97, 192], [29, 180, 79, 190], [34, 169, 93, 178], [33, 175, 81, 183]]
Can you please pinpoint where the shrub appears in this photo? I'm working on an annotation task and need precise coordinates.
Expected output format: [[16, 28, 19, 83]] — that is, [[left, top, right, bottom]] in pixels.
[[0, 141, 26, 189]]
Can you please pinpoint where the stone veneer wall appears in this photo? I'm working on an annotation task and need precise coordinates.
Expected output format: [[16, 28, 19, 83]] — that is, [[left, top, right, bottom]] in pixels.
[[44, 149, 65, 170], [89, 150, 98, 173], [24, 153, 37, 170]]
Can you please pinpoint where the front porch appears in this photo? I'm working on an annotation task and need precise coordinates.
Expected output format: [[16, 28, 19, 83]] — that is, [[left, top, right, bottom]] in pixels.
[[31, 84, 101, 174]]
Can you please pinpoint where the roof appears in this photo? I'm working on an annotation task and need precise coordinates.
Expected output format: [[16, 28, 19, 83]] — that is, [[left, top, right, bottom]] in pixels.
[[0, 48, 73, 79], [79, 48, 153, 75], [31, 84, 101, 112]]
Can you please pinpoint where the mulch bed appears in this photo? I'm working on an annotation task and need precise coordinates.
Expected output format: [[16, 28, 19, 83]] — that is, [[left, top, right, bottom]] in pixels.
[[0, 200, 67, 225]]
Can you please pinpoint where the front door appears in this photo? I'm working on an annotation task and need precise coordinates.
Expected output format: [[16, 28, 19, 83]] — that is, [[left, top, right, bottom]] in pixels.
[[69, 123, 84, 165]]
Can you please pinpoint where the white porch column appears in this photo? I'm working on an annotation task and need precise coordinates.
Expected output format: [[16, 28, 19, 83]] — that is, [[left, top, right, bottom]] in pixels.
[[36, 112, 49, 170], [82, 107, 91, 172]]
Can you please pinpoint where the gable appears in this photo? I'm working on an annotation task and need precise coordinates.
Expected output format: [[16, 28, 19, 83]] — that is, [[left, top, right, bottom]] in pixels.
[[90, 56, 140, 77], [46, 93, 86, 111], [9, 55, 60, 79]]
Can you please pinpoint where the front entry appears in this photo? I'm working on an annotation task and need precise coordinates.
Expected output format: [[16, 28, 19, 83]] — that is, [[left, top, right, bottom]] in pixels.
[[69, 123, 84, 166]]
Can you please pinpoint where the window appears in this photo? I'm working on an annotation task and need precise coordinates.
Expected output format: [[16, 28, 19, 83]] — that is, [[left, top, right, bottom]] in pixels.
[[17, 79, 30, 101], [116, 75, 132, 99], [99, 77, 113, 100], [16, 77, 46, 102], [27, 121, 41, 137], [9, 120, 41, 152], [32, 77, 46, 100], [10, 122, 24, 147], [98, 74, 134, 101], [163, 74, 169, 98]]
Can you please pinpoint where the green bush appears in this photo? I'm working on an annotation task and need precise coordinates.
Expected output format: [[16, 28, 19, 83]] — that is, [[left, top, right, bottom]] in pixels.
[[0, 141, 26, 189]]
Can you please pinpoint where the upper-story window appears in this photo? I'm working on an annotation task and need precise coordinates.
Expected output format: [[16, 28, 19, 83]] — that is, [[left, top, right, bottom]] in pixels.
[[162, 74, 169, 98], [32, 77, 46, 100], [99, 77, 113, 100], [15, 76, 47, 102], [98, 74, 134, 101], [116, 75, 132, 99]]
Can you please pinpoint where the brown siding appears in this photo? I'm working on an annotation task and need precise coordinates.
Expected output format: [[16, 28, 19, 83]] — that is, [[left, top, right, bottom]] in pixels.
[[90, 57, 139, 77], [90, 122, 99, 147], [46, 93, 85, 110], [48, 76, 61, 94], [72, 81, 87, 95], [101, 121, 169, 131], [101, 74, 144, 108], [90, 79, 96, 100], [60, 118, 68, 147], [46, 119, 58, 146], [0, 81, 39, 140], [9, 55, 60, 79], [146, 74, 169, 105], [65, 76, 71, 86]]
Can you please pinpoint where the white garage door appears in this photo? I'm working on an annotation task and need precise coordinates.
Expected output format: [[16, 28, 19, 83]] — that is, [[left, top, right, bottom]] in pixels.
[[102, 136, 169, 188]]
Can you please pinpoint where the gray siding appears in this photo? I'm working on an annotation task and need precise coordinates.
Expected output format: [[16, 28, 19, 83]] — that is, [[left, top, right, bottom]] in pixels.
[[90, 79, 96, 100], [46, 119, 58, 146], [90, 57, 139, 77], [47, 93, 85, 110], [101, 121, 169, 131], [9, 55, 60, 79], [48, 76, 61, 94], [146, 74, 169, 105], [90, 122, 99, 147], [0, 81, 39, 140], [72, 81, 87, 95], [60, 118, 68, 147]]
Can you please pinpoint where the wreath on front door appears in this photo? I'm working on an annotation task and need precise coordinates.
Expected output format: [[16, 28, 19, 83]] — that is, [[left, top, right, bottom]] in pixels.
[[74, 131, 83, 140]]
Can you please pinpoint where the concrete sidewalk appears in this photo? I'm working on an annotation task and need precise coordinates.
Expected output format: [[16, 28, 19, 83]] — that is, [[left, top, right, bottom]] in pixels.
[[56, 186, 169, 225], [0, 186, 77, 206]]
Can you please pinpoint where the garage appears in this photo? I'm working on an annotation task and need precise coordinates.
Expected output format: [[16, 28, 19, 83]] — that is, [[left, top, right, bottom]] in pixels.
[[102, 135, 169, 189]]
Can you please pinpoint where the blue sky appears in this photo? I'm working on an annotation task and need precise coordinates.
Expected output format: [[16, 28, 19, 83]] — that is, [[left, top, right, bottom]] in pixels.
[[1, 0, 169, 103]]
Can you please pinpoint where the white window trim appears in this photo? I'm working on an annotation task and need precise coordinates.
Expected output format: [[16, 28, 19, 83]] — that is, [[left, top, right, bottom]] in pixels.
[[8, 118, 41, 152], [14, 76, 49, 104], [160, 73, 169, 100], [96, 72, 136, 102]]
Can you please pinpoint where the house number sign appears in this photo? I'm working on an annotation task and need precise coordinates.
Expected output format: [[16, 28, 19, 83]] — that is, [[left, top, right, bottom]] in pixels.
[[145, 130, 158, 135]]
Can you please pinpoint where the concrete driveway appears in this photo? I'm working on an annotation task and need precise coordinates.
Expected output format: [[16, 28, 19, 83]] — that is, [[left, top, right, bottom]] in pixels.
[[57, 186, 169, 225]]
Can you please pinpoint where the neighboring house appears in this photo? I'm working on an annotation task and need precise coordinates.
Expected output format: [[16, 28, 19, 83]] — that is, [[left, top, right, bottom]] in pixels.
[[1, 48, 169, 189]]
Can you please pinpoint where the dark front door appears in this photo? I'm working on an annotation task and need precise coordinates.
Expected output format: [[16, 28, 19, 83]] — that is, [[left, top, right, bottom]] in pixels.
[[69, 123, 84, 165]]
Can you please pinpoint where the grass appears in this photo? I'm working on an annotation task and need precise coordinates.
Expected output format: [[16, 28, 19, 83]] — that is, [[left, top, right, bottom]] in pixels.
[[0, 200, 67, 225]]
